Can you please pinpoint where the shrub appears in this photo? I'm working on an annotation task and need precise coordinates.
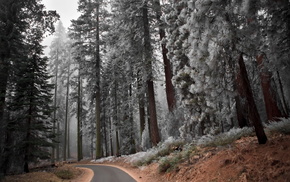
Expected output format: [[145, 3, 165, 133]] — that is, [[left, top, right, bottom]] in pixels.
[[265, 118, 290, 135], [195, 127, 254, 147], [54, 168, 74, 179], [127, 137, 185, 166], [158, 154, 182, 173]]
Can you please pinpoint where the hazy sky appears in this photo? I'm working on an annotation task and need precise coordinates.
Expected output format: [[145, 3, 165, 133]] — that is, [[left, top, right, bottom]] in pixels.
[[42, 0, 80, 55]]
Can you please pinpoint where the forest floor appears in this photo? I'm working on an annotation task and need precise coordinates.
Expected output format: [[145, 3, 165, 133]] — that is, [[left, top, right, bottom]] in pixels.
[[2, 133, 290, 182]]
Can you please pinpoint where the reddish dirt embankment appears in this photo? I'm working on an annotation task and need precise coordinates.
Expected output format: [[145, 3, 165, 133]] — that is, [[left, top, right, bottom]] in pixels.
[[3, 134, 290, 182], [98, 134, 290, 182]]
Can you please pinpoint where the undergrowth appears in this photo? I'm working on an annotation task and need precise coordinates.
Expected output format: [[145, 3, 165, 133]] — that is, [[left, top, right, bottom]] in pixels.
[[54, 167, 74, 179], [157, 117, 290, 173], [129, 137, 185, 166], [265, 117, 290, 135]]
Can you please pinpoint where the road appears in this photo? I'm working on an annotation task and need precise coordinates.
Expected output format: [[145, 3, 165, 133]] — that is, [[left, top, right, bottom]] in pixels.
[[75, 165, 137, 182]]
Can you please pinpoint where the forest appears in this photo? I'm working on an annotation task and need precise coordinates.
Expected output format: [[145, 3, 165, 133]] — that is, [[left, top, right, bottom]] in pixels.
[[0, 0, 289, 176]]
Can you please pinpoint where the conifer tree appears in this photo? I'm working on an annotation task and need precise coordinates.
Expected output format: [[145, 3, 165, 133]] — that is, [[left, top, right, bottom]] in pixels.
[[0, 0, 58, 174]]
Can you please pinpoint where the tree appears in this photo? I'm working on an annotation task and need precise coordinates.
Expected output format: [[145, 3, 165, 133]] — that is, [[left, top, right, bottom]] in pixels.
[[0, 0, 58, 174], [142, 1, 160, 146], [63, 42, 72, 161], [237, 54, 267, 144], [153, 0, 176, 112], [49, 21, 68, 162], [10, 41, 55, 173]]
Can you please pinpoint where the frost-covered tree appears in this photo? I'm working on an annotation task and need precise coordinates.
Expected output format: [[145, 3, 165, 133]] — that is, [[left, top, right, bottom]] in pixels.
[[165, 0, 237, 139]]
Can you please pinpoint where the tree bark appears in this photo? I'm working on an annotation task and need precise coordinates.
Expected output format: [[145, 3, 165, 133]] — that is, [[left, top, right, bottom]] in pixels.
[[63, 58, 70, 161], [52, 49, 59, 164], [95, 0, 102, 159], [238, 53, 267, 144], [153, 0, 176, 112], [256, 54, 285, 121], [138, 76, 146, 140], [0, 58, 9, 175], [77, 69, 83, 161], [142, 2, 160, 146]]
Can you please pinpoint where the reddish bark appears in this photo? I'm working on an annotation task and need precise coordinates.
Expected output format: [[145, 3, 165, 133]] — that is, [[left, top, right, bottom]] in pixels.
[[237, 53, 267, 144], [143, 2, 160, 146], [154, 0, 176, 112], [256, 55, 284, 121]]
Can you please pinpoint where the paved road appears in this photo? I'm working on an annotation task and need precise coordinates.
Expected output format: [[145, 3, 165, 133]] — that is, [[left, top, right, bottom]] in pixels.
[[75, 165, 137, 182]]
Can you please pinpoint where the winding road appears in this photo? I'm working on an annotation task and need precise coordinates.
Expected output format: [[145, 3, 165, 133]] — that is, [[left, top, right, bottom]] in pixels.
[[75, 165, 137, 182]]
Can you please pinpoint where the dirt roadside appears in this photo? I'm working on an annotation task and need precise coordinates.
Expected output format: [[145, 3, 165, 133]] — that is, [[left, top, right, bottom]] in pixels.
[[3, 134, 290, 182]]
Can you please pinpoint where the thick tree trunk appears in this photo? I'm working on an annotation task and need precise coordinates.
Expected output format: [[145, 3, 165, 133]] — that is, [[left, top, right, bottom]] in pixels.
[[142, 2, 160, 146], [238, 54, 267, 144], [256, 54, 285, 121], [235, 70, 251, 128], [235, 95, 250, 128], [129, 84, 136, 154], [153, 0, 176, 112], [276, 71, 289, 116], [138, 77, 146, 139]]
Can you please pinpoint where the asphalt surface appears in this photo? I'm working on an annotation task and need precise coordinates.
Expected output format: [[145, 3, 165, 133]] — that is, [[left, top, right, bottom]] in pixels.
[[75, 165, 137, 182]]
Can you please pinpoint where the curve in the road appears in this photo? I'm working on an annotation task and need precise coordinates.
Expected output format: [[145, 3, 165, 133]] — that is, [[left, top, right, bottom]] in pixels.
[[75, 164, 137, 182]]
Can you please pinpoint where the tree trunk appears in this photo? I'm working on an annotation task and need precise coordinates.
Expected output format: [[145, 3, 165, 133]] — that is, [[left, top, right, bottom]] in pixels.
[[109, 118, 114, 156], [77, 69, 83, 161], [52, 50, 59, 164], [68, 118, 71, 159], [276, 71, 289, 116], [63, 58, 70, 161], [235, 95, 250, 128], [115, 130, 120, 156], [238, 53, 267, 144], [129, 83, 136, 154], [235, 68, 251, 128], [256, 54, 285, 121], [138, 76, 146, 140], [56, 122, 60, 161], [103, 107, 108, 157], [153, 0, 176, 112], [0, 58, 9, 175], [95, 0, 102, 159], [142, 2, 160, 146]]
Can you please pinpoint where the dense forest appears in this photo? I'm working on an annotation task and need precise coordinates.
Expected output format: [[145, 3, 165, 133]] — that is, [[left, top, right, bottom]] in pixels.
[[0, 0, 289, 176]]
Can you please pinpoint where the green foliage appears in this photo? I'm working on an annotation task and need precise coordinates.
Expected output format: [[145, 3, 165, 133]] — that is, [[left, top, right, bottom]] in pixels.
[[158, 144, 197, 173], [158, 154, 182, 173], [54, 169, 74, 179]]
